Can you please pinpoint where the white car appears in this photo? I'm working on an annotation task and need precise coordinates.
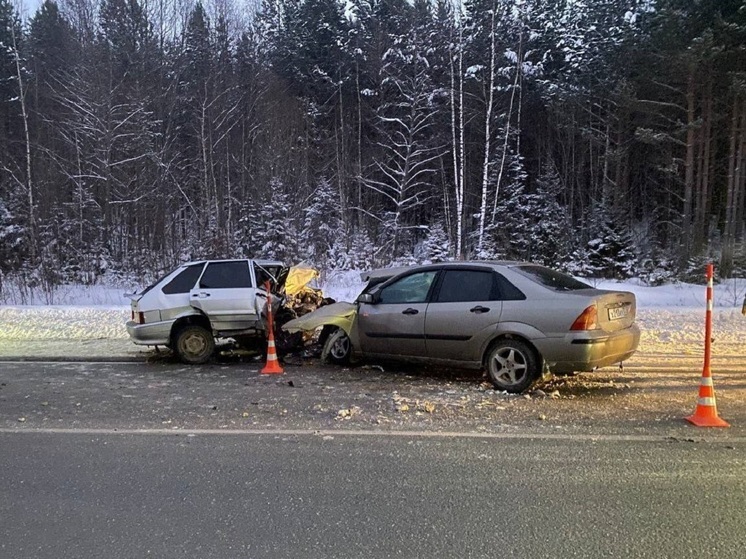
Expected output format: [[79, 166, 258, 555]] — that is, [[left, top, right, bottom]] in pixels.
[[126, 259, 285, 363]]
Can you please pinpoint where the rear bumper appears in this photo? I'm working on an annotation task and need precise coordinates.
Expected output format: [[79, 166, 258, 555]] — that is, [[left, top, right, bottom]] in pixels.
[[539, 325, 641, 374], [126, 320, 173, 346]]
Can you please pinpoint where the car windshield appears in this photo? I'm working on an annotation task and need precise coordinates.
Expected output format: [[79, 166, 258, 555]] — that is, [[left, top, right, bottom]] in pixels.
[[357, 275, 393, 300], [514, 265, 591, 291]]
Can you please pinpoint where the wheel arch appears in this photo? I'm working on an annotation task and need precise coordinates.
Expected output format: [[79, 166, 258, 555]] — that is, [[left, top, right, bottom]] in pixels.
[[482, 332, 542, 368], [170, 312, 212, 344]]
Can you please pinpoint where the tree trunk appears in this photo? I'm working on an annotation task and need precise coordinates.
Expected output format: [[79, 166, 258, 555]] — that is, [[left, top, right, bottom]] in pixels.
[[700, 82, 713, 251], [682, 72, 697, 262], [722, 94, 740, 276], [490, 22, 522, 223], [451, 10, 465, 259], [11, 24, 36, 265], [477, 0, 498, 255]]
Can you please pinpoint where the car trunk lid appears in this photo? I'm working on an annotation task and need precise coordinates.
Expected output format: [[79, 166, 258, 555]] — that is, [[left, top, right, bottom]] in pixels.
[[593, 291, 636, 332]]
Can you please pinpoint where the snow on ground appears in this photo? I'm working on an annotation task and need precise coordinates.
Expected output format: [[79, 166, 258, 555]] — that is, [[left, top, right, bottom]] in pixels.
[[0, 273, 744, 359]]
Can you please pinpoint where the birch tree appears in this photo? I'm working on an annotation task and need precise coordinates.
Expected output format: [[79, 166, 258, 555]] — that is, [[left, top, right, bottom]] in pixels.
[[361, 27, 444, 259]]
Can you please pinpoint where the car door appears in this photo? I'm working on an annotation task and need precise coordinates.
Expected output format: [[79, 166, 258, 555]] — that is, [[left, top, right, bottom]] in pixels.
[[357, 270, 439, 358], [189, 260, 257, 331], [424, 268, 503, 362]]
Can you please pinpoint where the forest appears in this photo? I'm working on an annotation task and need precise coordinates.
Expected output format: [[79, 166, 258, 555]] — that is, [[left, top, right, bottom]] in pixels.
[[0, 0, 745, 292]]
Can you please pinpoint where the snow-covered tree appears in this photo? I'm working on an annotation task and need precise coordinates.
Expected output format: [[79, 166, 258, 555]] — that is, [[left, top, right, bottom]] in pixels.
[[584, 202, 637, 279], [254, 178, 299, 263], [520, 163, 573, 267], [361, 24, 444, 259], [328, 227, 376, 271], [300, 176, 344, 268], [420, 218, 451, 263]]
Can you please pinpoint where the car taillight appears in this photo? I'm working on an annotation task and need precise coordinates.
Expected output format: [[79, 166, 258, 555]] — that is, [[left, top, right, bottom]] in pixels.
[[570, 305, 598, 331], [139, 312, 145, 324]]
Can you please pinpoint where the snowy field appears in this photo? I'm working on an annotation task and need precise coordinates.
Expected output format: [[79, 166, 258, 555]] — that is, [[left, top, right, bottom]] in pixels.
[[0, 271, 744, 360]]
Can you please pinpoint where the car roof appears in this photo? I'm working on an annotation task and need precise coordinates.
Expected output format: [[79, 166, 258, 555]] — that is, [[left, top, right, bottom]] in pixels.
[[180, 258, 285, 267], [374, 261, 530, 275], [360, 266, 413, 282]]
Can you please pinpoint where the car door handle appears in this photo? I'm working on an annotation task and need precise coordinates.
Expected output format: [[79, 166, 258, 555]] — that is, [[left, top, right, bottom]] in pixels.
[[192, 292, 211, 298], [470, 306, 490, 313], [402, 308, 419, 315]]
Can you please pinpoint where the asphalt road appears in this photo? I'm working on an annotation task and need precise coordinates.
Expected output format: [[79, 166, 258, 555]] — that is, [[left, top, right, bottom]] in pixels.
[[1, 359, 745, 437], [1, 431, 745, 559], [1, 360, 745, 558]]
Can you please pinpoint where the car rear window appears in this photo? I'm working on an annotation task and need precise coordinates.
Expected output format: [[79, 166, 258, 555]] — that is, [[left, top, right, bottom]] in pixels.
[[514, 265, 590, 291], [162, 264, 204, 294]]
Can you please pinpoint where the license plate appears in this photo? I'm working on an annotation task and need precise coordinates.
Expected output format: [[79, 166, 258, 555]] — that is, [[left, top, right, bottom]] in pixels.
[[607, 306, 629, 320]]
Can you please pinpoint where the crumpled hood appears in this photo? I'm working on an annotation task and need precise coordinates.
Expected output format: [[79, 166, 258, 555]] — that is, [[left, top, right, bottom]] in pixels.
[[282, 301, 357, 334], [284, 265, 320, 297]]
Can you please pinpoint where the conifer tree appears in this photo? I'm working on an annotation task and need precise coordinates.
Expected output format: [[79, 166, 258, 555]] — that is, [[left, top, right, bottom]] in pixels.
[[585, 202, 638, 279], [301, 176, 343, 268], [421, 218, 451, 263], [255, 178, 299, 262]]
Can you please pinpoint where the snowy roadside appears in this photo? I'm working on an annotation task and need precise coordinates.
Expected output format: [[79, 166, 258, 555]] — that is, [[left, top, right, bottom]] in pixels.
[[0, 307, 744, 362], [0, 276, 744, 361]]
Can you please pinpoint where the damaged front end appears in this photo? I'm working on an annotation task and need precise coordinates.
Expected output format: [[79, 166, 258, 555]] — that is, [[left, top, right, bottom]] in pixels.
[[280, 266, 406, 362], [270, 264, 336, 354]]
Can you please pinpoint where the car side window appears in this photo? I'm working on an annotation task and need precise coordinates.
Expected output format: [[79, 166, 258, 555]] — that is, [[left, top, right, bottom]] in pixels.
[[435, 270, 495, 302], [378, 271, 438, 304], [199, 261, 252, 289], [495, 273, 526, 301], [253, 263, 274, 289], [161, 264, 204, 295]]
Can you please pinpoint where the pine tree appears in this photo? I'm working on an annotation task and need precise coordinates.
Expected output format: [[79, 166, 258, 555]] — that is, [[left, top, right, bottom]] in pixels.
[[0, 198, 26, 272], [481, 157, 529, 260], [28, 0, 77, 213], [421, 218, 451, 263], [172, 1, 213, 243], [0, 0, 22, 158], [99, 0, 150, 78], [255, 178, 299, 262], [521, 163, 573, 267], [300, 176, 343, 268], [584, 202, 638, 279]]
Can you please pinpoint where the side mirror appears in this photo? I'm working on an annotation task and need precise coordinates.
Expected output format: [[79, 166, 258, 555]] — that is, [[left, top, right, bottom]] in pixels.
[[358, 293, 375, 304]]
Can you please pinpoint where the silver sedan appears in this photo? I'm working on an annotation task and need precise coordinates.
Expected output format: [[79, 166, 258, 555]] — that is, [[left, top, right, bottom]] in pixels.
[[283, 262, 641, 393]]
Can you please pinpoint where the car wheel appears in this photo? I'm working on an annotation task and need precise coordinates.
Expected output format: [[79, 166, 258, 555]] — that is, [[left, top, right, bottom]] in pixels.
[[323, 328, 352, 365], [174, 325, 215, 364], [485, 338, 540, 393]]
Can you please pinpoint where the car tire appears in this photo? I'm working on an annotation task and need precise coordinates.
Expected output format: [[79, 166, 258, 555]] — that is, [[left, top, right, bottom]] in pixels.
[[174, 325, 215, 364], [322, 328, 352, 365], [485, 338, 540, 393]]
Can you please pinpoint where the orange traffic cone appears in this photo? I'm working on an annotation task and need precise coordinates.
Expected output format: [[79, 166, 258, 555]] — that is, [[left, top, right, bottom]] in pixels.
[[685, 263, 729, 427], [686, 368, 729, 427], [260, 287, 284, 375]]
